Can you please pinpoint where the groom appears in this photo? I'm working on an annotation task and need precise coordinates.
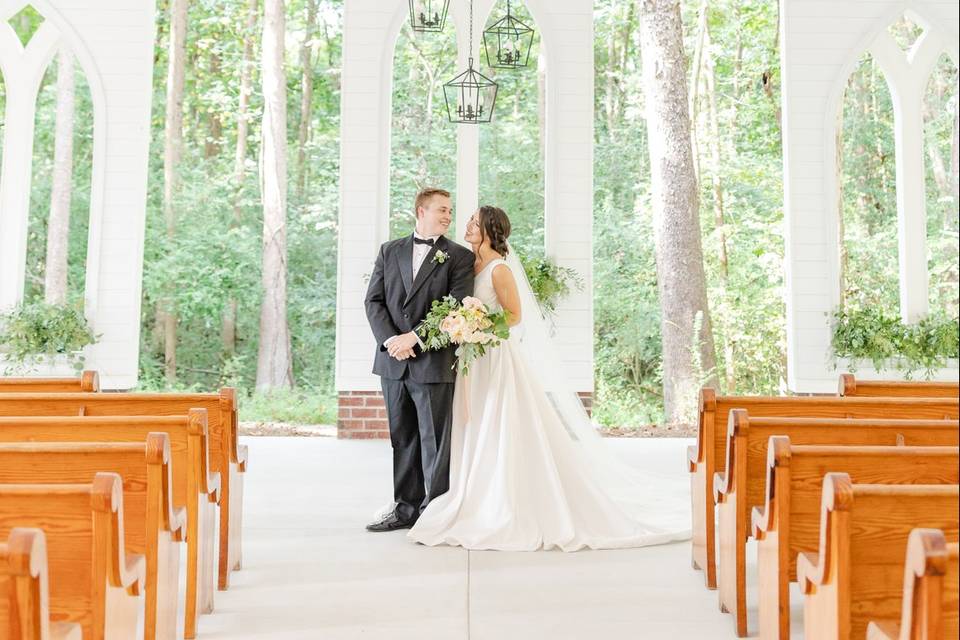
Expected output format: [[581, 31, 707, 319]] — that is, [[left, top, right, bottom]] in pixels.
[[363, 188, 475, 532]]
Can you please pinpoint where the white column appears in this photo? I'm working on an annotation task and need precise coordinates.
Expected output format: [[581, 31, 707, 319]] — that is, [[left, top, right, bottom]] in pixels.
[[0, 23, 60, 311]]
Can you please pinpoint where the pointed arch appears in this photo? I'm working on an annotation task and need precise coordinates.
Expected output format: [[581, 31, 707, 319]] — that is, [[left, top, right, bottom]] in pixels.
[[837, 51, 899, 312], [24, 44, 93, 304], [923, 53, 959, 316]]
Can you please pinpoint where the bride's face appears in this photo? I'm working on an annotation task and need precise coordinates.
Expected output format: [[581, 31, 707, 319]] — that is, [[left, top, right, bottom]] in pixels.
[[464, 212, 483, 245]]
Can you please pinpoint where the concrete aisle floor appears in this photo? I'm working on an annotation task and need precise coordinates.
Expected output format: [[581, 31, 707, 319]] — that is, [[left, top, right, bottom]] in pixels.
[[195, 437, 797, 640]]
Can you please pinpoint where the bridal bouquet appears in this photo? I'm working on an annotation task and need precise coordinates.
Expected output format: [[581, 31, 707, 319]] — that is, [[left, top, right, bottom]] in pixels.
[[417, 295, 511, 376]]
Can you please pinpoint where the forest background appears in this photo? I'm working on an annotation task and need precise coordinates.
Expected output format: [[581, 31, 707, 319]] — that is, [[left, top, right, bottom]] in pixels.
[[2, 0, 957, 428]]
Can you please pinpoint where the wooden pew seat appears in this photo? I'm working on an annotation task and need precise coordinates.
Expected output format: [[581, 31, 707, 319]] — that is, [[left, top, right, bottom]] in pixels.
[[0, 372, 99, 393], [839, 373, 960, 398], [798, 473, 960, 640], [0, 391, 243, 591], [0, 435, 185, 640], [688, 390, 958, 589], [714, 411, 958, 636], [0, 412, 220, 639], [750, 437, 960, 639], [866, 528, 959, 640], [0, 528, 82, 640], [0, 473, 146, 640]]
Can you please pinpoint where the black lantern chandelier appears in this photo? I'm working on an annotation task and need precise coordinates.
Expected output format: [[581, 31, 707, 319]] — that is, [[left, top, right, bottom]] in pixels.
[[483, 0, 535, 69], [409, 0, 450, 33], [444, 0, 498, 124]]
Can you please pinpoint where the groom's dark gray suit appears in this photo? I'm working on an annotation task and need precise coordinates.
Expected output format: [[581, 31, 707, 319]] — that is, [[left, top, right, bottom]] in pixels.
[[365, 233, 475, 521]]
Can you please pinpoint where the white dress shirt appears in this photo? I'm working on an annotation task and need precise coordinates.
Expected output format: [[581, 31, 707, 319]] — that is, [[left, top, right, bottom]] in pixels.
[[385, 232, 439, 350], [412, 231, 440, 280]]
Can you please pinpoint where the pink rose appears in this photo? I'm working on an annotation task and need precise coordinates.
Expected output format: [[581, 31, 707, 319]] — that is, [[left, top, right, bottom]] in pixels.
[[462, 296, 487, 312]]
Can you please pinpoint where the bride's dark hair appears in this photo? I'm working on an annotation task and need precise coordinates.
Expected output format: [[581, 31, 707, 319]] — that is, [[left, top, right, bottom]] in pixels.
[[478, 205, 512, 257]]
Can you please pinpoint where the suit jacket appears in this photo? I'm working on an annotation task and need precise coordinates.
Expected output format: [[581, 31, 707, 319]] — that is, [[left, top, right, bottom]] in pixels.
[[365, 234, 475, 384]]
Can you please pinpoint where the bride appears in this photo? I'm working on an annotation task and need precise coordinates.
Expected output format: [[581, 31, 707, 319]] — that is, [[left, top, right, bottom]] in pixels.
[[407, 206, 691, 552]]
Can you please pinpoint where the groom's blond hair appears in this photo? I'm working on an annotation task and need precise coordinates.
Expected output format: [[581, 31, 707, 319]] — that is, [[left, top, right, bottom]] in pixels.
[[415, 188, 451, 218]]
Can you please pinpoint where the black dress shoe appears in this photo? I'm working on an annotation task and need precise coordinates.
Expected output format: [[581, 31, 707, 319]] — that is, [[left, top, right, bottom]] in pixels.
[[366, 512, 417, 532]]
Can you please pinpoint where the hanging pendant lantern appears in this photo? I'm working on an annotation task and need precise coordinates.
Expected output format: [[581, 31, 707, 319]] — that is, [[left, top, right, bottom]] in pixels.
[[483, 0, 535, 69], [408, 0, 450, 33], [444, 57, 499, 124], [444, 0, 498, 124]]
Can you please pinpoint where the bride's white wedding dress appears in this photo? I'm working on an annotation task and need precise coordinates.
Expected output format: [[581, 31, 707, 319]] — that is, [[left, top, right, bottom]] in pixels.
[[407, 256, 691, 552]]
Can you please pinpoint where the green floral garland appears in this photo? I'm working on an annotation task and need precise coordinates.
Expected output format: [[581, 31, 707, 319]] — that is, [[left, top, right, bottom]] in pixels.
[[520, 256, 584, 313], [0, 302, 98, 371], [831, 305, 959, 376]]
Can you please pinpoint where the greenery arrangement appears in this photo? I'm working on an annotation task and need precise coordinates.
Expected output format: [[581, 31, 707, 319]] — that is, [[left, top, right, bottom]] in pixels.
[[831, 306, 959, 376], [521, 256, 584, 314], [0, 302, 98, 371]]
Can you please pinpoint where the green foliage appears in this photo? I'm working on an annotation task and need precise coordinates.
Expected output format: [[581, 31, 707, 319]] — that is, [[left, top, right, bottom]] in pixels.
[[832, 306, 959, 376], [0, 302, 97, 370], [416, 295, 460, 351], [521, 255, 583, 313], [239, 388, 337, 424]]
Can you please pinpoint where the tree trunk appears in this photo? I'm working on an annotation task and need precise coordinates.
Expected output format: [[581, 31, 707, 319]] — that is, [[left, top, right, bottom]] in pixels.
[[639, 0, 719, 424], [704, 26, 734, 392], [223, 0, 259, 357], [204, 52, 223, 158], [256, 0, 294, 390], [296, 0, 318, 200], [161, 0, 189, 384], [688, 0, 708, 182], [44, 48, 75, 306]]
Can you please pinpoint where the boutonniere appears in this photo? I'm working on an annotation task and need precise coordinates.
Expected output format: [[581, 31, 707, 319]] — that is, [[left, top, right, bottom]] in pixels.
[[432, 249, 449, 264]]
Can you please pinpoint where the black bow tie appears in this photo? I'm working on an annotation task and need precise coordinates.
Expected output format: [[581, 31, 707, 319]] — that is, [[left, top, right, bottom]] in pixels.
[[414, 237, 436, 246]]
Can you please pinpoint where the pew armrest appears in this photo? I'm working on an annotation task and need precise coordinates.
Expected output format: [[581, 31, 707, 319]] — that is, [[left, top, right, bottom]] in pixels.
[[751, 505, 770, 540], [171, 506, 188, 542], [686, 444, 698, 472], [122, 552, 147, 596], [797, 551, 821, 594], [712, 471, 729, 503], [206, 470, 222, 504], [237, 444, 249, 473], [865, 620, 899, 640]]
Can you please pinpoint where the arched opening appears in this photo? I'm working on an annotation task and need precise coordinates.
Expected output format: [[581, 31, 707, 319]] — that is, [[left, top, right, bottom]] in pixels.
[[389, 22, 458, 240], [478, 0, 543, 257], [24, 46, 93, 306], [922, 53, 958, 319], [837, 52, 899, 312]]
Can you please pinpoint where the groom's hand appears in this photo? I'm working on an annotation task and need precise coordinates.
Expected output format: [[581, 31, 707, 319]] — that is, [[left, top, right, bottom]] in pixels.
[[387, 332, 420, 358]]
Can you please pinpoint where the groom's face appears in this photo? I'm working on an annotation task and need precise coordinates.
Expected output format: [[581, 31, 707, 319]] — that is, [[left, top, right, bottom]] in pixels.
[[417, 195, 453, 237]]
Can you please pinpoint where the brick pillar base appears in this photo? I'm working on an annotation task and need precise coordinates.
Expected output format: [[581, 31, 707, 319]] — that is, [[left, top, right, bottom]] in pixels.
[[339, 389, 595, 438], [337, 391, 390, 439]]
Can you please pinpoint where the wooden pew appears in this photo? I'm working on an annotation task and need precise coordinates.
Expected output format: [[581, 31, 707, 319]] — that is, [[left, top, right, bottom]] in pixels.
[[867, 528, 959, 640], [0, 411, 220, 640], [714, 411, 959, 636], [0, 434, 185, 640], [688, 390, 958, 589], [838, 373, 960, 398], [798, 473, 960, 640], [750, 437, 960, 639], [0, 371, 99, 393], [1, 528, 82, 640], [0, 473, 146, 640], [0, 390, 246, 590]]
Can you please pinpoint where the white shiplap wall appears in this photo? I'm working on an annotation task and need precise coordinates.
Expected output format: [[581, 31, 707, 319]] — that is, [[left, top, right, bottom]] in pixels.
[[0, 0, 156, 388], [336, 0, 594, 394], [782, 0, 959, 392]]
